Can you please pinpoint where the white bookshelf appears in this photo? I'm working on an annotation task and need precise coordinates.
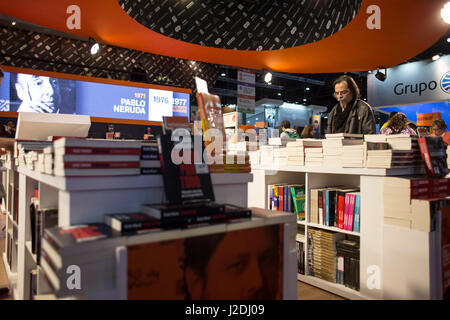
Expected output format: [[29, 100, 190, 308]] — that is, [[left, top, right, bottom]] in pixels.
[[7, 161, 298, 300], [249, 165, 441, 300]]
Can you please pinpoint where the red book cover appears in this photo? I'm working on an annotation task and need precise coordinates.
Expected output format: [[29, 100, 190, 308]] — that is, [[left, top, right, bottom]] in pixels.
[[418, 137, 434, 176], [63, 161, 140, 169], [343, 194, 349, 230], [338, 193, 345, 229], [322, 189, 327, 225], [318, 190, 323, 224]]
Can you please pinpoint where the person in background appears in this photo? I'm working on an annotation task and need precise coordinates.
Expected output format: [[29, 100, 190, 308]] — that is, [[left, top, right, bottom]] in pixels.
[[2, 120, 16, 138], [380, 111, 398, 131], [379, 113, 416, 135], [14, 74, 61, 113], [430, 119, 450, 145], [293, 126, 302, 138], [327, 75, 376, 134], [407, 121, 418, 135], [301, 124, 314, 138], [280, 120, 300, 141]]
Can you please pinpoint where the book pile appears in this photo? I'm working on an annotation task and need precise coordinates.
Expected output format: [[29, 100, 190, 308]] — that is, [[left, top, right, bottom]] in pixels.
[[342, 144, 365, 167], [296, 232, 306, 275], [365, 141, 419, 168], [385, 134, 418, 150], [323, 133, 363, 167], [418, 136, 449, 177], [248, 150, 260, 166], [335, 239, 360, 290], [140, 141, 161, 175], [307, 228, 345, 283], [382, 176, 450, 229], [268, 137, 294, 146], [268, 184, 305, 220], [304, 140, 323, 166], [286, 140, 305, 166], [273, 147, 288, 166], [40, 223, 126, 298], [259, 145, 274, 167], [43, 146, 54, 175], [209, 153, 251, 173], [14, 141, 53, 170], [53, 138, 141, 176], [309, 187, 360, 231]]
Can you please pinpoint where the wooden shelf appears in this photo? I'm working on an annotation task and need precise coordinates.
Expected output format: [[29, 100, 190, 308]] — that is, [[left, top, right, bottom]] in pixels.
[[308, 222, 360, 236], [297, 273, 366, 300], [297, 220, 306, 226]]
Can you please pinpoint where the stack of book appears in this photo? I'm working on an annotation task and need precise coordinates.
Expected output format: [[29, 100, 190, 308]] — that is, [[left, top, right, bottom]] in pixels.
[[248, 150, 260, 166], [382, 176, 450, 229], [323, 133, 363, 167], [268, 184, 305, 220], [40, 223, 126, 298], [259, 145, 274, 167], [385, 134, 418, 150], [273, 147, 288, 166], [304, 140, 323, 166], [342, 144, 365, 167], [14, 141, 53, 169], [268, 137, 294, 146], [53, 138, 142, 176], [43, 146, 54, 175], [140, 141, 161, 175], [418, 136, 449, 177], [365, 141, 419, 168], [286, 140, 305, 167], [209, 153, 251, 173], [307, 228, 345, 283], [309, 187, 360, 231], [335, 239, 360, 290], [296, 233, 306, 275]]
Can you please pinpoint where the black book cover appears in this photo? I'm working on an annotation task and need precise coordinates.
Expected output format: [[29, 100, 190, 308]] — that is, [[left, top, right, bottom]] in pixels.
[[36, 209, 58, 265], [141, 202, 225, 220], [158, 133, 215, 205], [328, 190, 337, 227], [223, 204, 252, 220]]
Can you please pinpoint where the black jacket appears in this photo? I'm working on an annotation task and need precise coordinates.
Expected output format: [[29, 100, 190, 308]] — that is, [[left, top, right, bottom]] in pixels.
[[327, 99, 376, 135]]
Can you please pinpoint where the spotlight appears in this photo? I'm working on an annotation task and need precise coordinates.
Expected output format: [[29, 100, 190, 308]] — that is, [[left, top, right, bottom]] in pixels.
[[432, 54, 441, 61], [221, 72, 226, 77], [277, 92, 281, 96], [11, 21, 16, 26], [447, 37, 450, 43], [441, 1, 450, 24], [89, 37, 100, 55], [375, 67, 387, 82], [264, 71, 272, 83], [306, 87, 310, 91]]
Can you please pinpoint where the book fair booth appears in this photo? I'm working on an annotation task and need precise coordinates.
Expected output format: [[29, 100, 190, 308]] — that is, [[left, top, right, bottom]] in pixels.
[[0, 0, 449, 302]]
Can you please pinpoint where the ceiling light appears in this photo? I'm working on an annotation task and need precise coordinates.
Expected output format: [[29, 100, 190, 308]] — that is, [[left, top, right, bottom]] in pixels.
[[441, 1, 450, 24], [89, 37, 100, 55], [375, 67, 387, 82], [221, 72, 226, 77], [306, 87, 310, 91], [303, 98, 307, 102], [432, 54, 441, 61], [11, 21, 16, 26], [277, 92, 281, 96], [447, 37, 450, 43], [264, 71, 272, 83]]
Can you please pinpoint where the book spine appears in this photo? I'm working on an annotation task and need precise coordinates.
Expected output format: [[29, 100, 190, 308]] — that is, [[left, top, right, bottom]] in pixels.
[[274, 186, 279, 211], [418, 137, 434, 176], [291, 187, 299, 216], [141, 153, 159, 160], [318, 190, 323, 225], [226, 209, 252, 221], [338, 194, 345, 230], [116, 219, 162, 232], [325, 190, 329, 226], [140, 168, 162, 175], [279, 186, 284, 212], [60, 147, 141, 155], [354, 195, 360, 233], [343, 194, 349, 230], [63, 161, 140, 169], [347, 194, 355, 231]]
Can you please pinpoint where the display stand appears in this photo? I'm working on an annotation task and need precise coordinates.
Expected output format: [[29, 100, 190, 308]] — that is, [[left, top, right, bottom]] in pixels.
[[3, 164, 298, 300], [248, 164, 440, 300]]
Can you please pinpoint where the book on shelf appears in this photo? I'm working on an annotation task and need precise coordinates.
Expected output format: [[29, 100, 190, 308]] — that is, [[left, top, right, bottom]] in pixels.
[[139, 159, 161, 168], [34, 208, 58, 265], [54, 154, 141, 162], [53, 137, 141, 149], [418, 136, 449, 177], [54, 146, 141, 155], [140, 202, 225, 222], [104, 212, 163, 233], [325, 133, 363, 139], [290, 185, 306, 221]]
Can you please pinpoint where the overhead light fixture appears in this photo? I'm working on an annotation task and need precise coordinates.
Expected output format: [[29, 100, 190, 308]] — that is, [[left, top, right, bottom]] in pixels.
[[264, 71, 272, 83], [447, 37, 450, 43], [441, 1, 450, 24], [277, 92, 281, 96], [303, 98, 307, 102], [375, 67, 387, 82], [221, 72, 226, 77], [11, 21, 16, 26], [89, 37, 100, 55], [432, 54, 441, 61], [368, 70, 372, 74]]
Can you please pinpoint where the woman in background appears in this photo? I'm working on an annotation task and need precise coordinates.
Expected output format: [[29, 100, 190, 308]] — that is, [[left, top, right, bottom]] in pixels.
[[379, 113, 416, 135], [430, 119, 450, 145], [301, 124, 314, 138]]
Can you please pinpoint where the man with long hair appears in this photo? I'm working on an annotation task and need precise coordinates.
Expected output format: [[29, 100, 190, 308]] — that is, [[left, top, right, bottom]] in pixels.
[[327, 75, 376, 134]]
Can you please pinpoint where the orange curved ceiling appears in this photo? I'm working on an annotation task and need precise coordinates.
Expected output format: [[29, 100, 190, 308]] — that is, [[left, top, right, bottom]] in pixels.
[[0, 0, 448, 73]]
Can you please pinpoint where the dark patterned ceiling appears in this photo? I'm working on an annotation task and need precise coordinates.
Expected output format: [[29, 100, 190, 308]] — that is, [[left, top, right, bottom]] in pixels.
[[120, 0, 362, 51]]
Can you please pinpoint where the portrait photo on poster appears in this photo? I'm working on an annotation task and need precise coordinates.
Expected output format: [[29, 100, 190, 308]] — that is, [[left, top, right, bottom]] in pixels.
[[127, 224, 283, 300], [9, 73, 76, 114]]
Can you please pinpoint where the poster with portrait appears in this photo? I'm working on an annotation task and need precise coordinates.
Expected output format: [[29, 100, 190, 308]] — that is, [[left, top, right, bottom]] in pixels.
[[312, 114, 321, 135], [127, 224, 283, 300]]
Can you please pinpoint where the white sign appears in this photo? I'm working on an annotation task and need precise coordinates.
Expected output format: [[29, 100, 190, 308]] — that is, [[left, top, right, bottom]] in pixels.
[[148, 89, 173, 122], [195, 77, 209, 93], [237, 68, 255, 110], [368, 54, 450, 107]]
